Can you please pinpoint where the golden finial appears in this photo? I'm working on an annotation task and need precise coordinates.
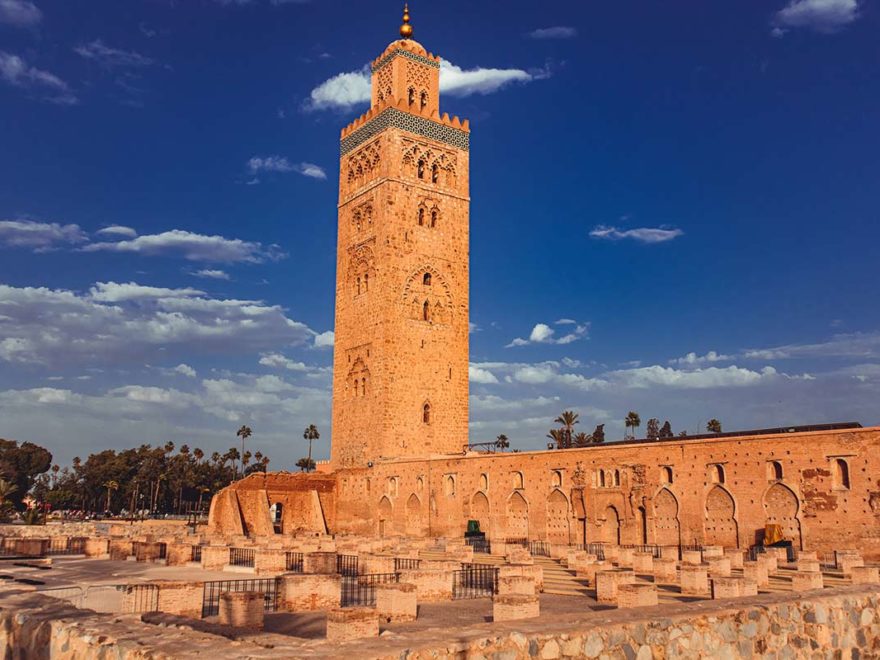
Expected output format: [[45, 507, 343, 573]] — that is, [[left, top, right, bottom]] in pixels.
[[399, 3, 413, 39]]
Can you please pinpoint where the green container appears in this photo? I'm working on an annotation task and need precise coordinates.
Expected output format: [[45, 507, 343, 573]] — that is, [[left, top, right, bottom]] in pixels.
[[466, 520, 481, 534]]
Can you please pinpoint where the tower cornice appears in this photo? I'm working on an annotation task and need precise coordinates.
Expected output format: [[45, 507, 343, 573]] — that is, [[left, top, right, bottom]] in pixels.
[[340, 106, 470, 156]]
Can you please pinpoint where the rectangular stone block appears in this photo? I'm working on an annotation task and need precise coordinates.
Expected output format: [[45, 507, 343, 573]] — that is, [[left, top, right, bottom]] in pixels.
[[575, 560, 607, 585], [616, 583, 658, 608], [632, 552, 654, 573], [303, 551, 338, 574], [155, 580, 203, 618], [602, 545, 620, 562], [797, 559, 821, 573], [792, 571, 824, 591], [798, 551, 818, 561], [617, 547, 634, 568], [743, 561, 769, 588], [768, 547, 790, 563], [850, 566, 880, 584], [255, 549, 287, 575], [376, 582, 417, 622], [702, 546, 724, 559], [566, 549, 587, 567], [757, 554, 778, 574], [505, 548, 533, 565], [682, 550, 702, 565], [84, 538, 109, 558], [707, 557, 731, 577], [500, 563, 543, 592], [165, 543, 194, 567], [680, 565, 710, 596], [652, 558, 678, 582], [839, 555, 864, 576], [498, 575, 536, 596], [724, 549, 744, 569], [396, 569, 452, 602], [711, 577, 744, 599], [493, 594, 540, 621], [741, 578, 759, 596], [280, 574, 341, 611], [596, 569, 635, 604], [201, 545, 229, 571], [327, 608, 378, 641], [660, 545, 680, 561], [219, 591, 264, 630], [359, 554, 395, 575]]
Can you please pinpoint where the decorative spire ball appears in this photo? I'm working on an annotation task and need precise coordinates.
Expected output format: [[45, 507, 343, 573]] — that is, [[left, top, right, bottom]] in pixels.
[[399, 3, 413, 39]]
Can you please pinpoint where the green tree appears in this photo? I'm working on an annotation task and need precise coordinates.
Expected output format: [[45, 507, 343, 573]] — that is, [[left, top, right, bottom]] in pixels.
[[494, 434, 510, 451], [235, 425, 252, 477], [554, 411, 579, 449], [625, 411, 641, 439], [591, 424, 606, 444], [303, 424, 320, 470], [296, 457, 316, 472], [103, 480, 119, 512], [707, 419, 723, 433], [547, 429, 566, 450], [573, 432, 591, 448], [646, 418, 660, 441], [659, 421, 673, 439]]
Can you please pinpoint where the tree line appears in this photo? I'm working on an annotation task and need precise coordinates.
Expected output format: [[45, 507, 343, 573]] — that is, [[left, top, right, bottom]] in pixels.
[[544, 411, 724, 450]]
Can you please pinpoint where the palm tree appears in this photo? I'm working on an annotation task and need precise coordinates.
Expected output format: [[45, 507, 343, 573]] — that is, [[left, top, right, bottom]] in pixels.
[[707, 419, 723, 434], [573, 432, 591, 447], [179, 444, 190, 457], [225, 448, 241, 478], [236, 425, 252, 476], [494, 434, 510, 452], [102, 480, 119, 512], [295, 457, 316, 472], [196, 486, 211, 513], [591, 424, 606, 443], [163, 441, 175, 455], [547, 429, 566, 450], [254, 451, 263, 463], [303, 424, 320, 470], [193, 447, 204, 463], [646, 418, 660, 441], [625, 411, 641, 439], [51, 464, 60, 486], [242, 451, 252, 474], [554, 411, 579, 449]]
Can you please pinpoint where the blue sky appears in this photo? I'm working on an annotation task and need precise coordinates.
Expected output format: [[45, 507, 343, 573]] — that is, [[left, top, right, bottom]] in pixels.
[[1, 0, 878, 469]]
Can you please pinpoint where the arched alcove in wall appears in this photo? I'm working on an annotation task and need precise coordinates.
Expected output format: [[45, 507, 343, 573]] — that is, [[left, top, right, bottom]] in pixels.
[[471, 491, 490, 537], [653, 488, 680, 546], [600, 505, 621, 544], [763, 482, 802, 549], [405, 493, 422, 536], [705, 485, 738, 547], [546, 489, 570, 544], [378, 496, 393, 537], [507, 491, 529, 540]]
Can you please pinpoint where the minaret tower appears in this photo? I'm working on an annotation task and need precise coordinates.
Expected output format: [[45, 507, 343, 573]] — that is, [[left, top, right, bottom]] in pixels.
[[330, 5, 470, 468]]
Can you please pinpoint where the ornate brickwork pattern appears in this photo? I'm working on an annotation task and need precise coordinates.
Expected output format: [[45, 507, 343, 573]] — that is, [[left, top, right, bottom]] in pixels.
[[340, 108, 469, 155], [371, 48, 440, 73]]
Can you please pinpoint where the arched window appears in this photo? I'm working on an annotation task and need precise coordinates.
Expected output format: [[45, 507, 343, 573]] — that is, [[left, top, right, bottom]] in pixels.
[[613, 470, 621, 487], [422, 403, 431, 424], [423, 273, 432, 286], [361, 378, 366, 396], [356, 276, 361, 295], [445, 475, 455, 496], [768, 461, 783, 481], [551, 470, 562, 488], [480, 473, 488, 491], [423, 300, 430, 321], [364, 273, 369, 292], [353, 379, 359, 397], [431, 163, 439, 184], [418, 207, 425, 226], [417, 160, 425, 179], [661, 466, 673, 484], [513, 471, 524, 489], [599, 470, 606, 488], [408, 88, 415, 105], [834, 458, 850, 489], [420, 91, 428, 109], [711, 464, 725, 484], [430, 209, 438, 227]]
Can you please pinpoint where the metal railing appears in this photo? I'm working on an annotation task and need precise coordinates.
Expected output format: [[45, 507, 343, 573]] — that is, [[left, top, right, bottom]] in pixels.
[[123, 584, 160, 613], [529, 540, 551, 557], [621, 544, 663, 559], [452, 565, 499, 600], [285, 551, 304, 572], [340, 573, 399, 607], [131, 541, 167, 561], [191, 545, 202, 563], [504, 538, 528, 547], [47, 537, 86, 555], [571, 543, 606, 560], [229, 547, 255, 568], [394, 557, 421, 571], [201, 578, 280, 618], [465, 537, 491, 554], [337, 554, 359, 576], [748, 545, 795, 562]]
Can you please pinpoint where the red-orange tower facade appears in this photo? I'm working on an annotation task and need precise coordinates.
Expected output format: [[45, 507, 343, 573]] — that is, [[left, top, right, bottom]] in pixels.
[[330, 9, 471, 468]]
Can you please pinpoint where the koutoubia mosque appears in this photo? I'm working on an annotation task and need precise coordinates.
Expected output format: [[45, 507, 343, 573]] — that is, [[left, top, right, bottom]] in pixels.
[[208, 6, 880, 562]]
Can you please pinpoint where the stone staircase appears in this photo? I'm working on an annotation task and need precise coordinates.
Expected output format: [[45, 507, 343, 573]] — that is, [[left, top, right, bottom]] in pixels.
[[534, 556, 592, 597]]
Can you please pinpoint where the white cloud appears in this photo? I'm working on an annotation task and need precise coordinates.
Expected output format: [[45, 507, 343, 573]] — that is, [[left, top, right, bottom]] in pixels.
[[469, 365, 499, 385], [606, 364, 783, 389], [74, 40, 153, 68], [0, 0, 41, 26], [0, 281, 313, 367], [506, 320, 589, 348], [304, 58, 544, 112], [670, 350, 734, 366], [743, 331, 880, 361], [528, 26, 577, 39], [0, 219, 87, 251], [246, 156, 327, 181], [96, 225, 137, 238], [88, 281, 205, 302], [259, 352, 307, 371], [82, 229, 286, 263], [173, 363, 197, 378], [193, 269, 231, 280], [0, 52, 77, 104], [773, 0, 859, 34], [313, 330, 334, 349], [589, 225, 684, 244]]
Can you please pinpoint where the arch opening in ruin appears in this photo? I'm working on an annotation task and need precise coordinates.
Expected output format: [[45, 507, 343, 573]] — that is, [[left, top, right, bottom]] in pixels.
[[653, 488, 681, 546], [705, 485, 738, 548], [378, 496, 393, 538], [507, 491, 529, 540], [405, 493, 422, 536], [600, 505, 621, 544], [546, 489, 570, 544], [471, 491, 490, 537], [763, 482, 802, 549]]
